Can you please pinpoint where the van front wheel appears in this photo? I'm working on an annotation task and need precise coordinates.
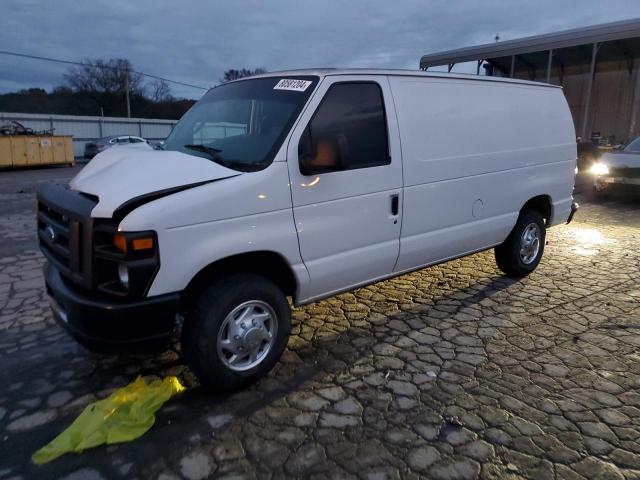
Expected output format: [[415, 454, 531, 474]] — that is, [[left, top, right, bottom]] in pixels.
[[182, 273, 291, 391], [495, 210, 546, 278]]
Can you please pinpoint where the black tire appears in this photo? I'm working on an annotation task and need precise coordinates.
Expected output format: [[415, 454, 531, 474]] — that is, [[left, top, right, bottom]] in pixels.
[[181, 273, 291, 391], [495, 210, 546, 278]]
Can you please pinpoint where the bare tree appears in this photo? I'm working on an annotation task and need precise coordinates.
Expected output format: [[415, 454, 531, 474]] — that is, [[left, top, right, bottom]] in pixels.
[[63, 58, 144, 116], [220, 68, 266, 83], [148, 78, 173, 102], [64, 58, 144, 95], [54, 57, 196, 117]]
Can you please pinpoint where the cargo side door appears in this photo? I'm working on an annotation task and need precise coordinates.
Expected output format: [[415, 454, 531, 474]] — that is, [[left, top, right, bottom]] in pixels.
[[286, 76, 403, 302]]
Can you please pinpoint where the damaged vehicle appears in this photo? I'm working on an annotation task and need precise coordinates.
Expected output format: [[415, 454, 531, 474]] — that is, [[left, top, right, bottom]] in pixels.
[[37, 70, 577, 391], [592, 137, 640, 197]]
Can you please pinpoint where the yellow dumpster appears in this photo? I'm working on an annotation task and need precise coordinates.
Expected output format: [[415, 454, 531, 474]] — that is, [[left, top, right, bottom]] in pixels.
[[0, 137, 11, 168], [0, 135, 74, 169], [51, 136, 74, 166]]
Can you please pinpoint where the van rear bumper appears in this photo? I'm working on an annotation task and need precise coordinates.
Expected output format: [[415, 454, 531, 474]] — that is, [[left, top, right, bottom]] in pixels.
[[45, 262, 179, 352]]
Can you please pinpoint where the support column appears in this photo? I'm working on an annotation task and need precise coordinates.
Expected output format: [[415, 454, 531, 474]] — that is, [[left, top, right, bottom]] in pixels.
[[448, 63, 454, 73], [476, 60, 482, 75], [510, 55, 515, 78], [628, 62, 640, 140], [581, 43, 600, 139], [546, 49, 553, 83]]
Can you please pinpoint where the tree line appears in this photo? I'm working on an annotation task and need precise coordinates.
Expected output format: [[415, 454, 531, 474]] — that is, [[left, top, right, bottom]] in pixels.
[[0, 58, 266, 120]]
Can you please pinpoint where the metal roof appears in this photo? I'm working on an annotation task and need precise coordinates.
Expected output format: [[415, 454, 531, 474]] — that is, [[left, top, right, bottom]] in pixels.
[[238, 68, 559, 88], [420, 18, 640, 69]]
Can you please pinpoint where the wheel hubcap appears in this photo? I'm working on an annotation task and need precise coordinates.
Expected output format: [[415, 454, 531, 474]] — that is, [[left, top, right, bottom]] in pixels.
[[216, 300, 277, 372], [520, 223, 541, 265]]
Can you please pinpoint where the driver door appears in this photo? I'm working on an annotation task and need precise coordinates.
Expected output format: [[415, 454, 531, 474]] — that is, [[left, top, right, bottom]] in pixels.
[[286, 76, 403, 302]]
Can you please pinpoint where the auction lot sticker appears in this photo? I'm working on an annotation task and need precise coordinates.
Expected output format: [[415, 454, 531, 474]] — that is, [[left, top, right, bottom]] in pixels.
[[274, 79, 313, 92]]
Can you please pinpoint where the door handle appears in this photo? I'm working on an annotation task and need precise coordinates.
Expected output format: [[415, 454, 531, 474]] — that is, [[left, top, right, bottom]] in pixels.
[[390, 194, 399, 216]]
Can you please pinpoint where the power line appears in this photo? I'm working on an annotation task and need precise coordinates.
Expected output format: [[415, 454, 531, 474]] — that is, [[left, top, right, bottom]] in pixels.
[[0, 49, 210, 90]]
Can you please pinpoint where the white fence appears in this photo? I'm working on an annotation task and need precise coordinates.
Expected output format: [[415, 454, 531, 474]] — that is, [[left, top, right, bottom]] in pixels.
[[0, 112, 178, 157]]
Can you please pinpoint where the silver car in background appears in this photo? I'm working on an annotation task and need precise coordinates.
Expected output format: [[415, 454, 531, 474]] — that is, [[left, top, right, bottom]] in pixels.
[[592, 137, 640, 197], [84, 135, 148, 159]]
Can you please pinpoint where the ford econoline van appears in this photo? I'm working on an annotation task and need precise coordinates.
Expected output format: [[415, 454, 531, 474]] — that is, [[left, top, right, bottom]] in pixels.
[[37, 69, 578, 390]]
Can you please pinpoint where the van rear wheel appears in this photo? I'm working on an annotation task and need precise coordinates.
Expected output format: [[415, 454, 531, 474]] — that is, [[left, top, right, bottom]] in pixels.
[[495, 210, 546, 278], [182, 273, 291, 391]]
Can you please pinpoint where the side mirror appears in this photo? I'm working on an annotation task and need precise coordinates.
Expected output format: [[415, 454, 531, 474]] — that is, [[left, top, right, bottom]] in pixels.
[[299, 129, 348, 175]]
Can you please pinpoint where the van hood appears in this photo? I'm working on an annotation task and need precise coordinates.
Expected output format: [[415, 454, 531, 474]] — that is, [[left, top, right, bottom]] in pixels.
[[70, 146, 241, 218]]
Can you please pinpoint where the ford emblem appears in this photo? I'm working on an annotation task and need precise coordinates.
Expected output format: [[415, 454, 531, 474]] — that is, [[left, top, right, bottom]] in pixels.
[[45, 226, 57, 242]]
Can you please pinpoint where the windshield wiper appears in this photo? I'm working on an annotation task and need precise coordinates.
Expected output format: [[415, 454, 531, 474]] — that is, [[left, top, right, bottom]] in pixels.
[[183, 144, 222, 156], [183, 144, 248, 170]]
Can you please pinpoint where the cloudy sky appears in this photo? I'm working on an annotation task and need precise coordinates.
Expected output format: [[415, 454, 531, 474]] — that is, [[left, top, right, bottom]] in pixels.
[[2, 0, 640, 99]]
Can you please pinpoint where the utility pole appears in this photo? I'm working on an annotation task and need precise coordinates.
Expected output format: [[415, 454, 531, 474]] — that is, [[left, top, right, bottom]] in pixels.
[[125, 70, 131, 118]]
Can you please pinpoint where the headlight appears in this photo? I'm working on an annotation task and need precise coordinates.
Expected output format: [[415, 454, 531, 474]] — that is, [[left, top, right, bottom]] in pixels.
[[117, 263, 129, 289], [590, 162, 609, 175], [93, 228, 159, 298]]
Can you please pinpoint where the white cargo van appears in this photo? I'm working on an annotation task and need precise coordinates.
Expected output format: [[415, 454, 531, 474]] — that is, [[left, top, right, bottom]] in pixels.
[[37, 69, 578, 390]]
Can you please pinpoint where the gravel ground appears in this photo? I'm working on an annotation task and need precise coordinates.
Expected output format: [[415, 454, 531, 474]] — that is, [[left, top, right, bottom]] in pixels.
[[0, 167, 639, 480]]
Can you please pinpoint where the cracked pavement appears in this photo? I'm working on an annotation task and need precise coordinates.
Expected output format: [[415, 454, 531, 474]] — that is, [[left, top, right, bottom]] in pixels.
[[0, 167, 639, 480]]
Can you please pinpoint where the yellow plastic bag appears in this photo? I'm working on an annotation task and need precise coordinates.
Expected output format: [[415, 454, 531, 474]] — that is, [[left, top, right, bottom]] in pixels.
[[32, 376, 185, 465]]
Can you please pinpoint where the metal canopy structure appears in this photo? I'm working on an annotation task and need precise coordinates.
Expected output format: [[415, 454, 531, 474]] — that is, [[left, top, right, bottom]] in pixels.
[[419, 19, 640, 141], [420, 19, 640, 70]]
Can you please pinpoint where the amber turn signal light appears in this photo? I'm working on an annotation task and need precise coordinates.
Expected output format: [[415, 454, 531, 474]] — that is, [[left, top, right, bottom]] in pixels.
[[113, 233, 127, 253], [113, 234, 154, 253], [132, 238, 154, 251]]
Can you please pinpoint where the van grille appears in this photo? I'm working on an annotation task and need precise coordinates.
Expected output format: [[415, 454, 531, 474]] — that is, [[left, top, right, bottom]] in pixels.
[[38, 204, 74, 273], [37, 184, 98, 290]]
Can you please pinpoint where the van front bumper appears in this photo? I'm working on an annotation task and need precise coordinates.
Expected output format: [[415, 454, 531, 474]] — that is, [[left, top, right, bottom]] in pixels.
[[45, 262, 179, 352], [595, 175, 640, 191]]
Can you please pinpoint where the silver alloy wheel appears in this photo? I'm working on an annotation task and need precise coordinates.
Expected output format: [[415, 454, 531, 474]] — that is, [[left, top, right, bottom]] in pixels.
[[216, 300, 277, 372], [520, 222, 541, 265]]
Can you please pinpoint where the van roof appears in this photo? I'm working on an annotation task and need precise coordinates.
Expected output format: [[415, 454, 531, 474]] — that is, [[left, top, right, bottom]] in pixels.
[[244, 68, 561, 89]]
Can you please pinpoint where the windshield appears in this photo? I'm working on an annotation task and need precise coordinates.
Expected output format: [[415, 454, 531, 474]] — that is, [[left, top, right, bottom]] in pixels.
[[162, 76, 318, 171], [624, 137, 640, 153]]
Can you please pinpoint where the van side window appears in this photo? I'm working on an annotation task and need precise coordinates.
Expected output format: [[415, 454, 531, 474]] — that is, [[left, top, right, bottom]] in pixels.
[[299, 82, 389, 175]]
